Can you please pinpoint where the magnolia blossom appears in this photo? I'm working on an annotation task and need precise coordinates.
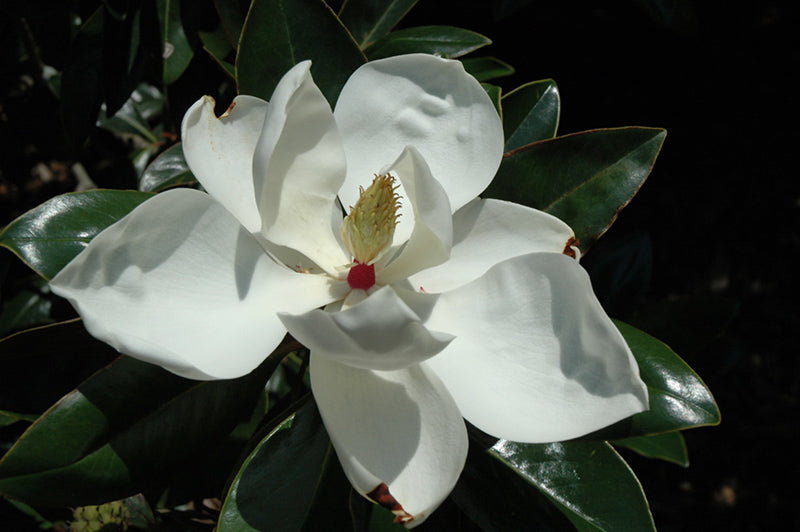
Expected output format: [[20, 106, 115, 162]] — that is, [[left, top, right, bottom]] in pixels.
[[51, 54, 648, 527]]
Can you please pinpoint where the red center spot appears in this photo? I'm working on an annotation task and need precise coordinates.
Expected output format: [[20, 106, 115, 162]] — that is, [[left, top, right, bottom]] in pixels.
[[347, 261, 375, 290]]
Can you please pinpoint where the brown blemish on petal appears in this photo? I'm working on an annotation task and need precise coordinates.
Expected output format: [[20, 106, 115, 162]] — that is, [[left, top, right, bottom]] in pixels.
[[563, 236, 580, 259], [366, 483, 414, 525], [221, 100, 236, 118]]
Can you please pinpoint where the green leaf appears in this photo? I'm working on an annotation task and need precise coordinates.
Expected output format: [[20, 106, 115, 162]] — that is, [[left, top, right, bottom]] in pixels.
[[218, 399, 334, 531], [452, 443, 576, 532], [102, 4, 160, 116], [237, 0, 366, 104], [481, 83, 502, 120], [0, 353, 279, 507], [583, 321, 721, 440], [199, 23, 234, 61], [485, 127, 666, 249], [2, 497, 58, 528], [502, 79, 560, 150], [461, 56, 514, 82], [339, 0, 419, 48], [0, 319, 107, 361], [60, 7, 104, 152], [131, 145, 161, 178], [368, 506, 407, 531], [0, 320, 119, 414], [615, 432, 689, 467], [157, 0, 195, 85], [365, 25, 491, 60], [0, 445, 131, 507], [488, 440, 655, 532], [0, 411, 38, 428], [98, 84, 165, 143], [214, 0, 246, 48], [129, 84, 166, 123], [300, 441, 353, 530], [205, 47, 237, 79], [139, 143, 197, 192], [0, 279, 53, 337], [0, 190, 153, 280]]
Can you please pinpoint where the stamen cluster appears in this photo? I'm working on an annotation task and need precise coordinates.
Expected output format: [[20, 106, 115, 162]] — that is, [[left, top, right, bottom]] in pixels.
[[340, 174, 401, 265]]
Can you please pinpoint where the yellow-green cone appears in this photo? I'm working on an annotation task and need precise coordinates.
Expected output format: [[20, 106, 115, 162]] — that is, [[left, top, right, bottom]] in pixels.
[[340, 174, 401, 264]]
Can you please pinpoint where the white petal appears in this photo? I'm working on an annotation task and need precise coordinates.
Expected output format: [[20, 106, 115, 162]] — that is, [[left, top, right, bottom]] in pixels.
[[410, 198, 576, 293], [253, 61, 349, 273], [335, 54, 504, 214], [279, 286, 452, 371], [50, 189, 340, 380], [377, 147, 453, 283], [425, 253, 649, 443], [181, 95, 267, 233], [310, 354, 467, 528]]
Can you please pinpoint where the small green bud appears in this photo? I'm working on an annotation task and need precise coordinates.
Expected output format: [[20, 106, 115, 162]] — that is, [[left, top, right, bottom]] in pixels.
[[71, 500, 130, 531]]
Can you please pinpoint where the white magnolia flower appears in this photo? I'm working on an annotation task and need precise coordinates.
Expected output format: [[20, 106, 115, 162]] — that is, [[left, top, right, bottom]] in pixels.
[[51, 54, 648, 527]]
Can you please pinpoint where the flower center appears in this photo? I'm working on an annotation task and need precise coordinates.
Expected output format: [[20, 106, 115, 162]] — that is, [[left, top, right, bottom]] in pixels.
[[347, 261, 376, 290], [340, 173, 400, 265]]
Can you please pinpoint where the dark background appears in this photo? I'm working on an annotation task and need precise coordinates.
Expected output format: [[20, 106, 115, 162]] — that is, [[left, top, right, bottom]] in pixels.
[[1, 0, 797, 530]]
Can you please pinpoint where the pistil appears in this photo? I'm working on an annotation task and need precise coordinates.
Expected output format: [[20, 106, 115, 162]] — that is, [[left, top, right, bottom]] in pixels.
[[347, 261, 376, 290]]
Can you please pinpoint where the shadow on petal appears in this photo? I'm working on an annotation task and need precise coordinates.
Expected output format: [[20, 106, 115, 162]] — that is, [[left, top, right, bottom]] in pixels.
[[549, 259, 645, 400]]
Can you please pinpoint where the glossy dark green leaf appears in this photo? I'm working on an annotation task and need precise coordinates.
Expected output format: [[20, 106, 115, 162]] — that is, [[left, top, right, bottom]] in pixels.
[[339, 0, 419, 48], [129, 84, 166, 123], [214, 0, 246, 48], [237, 0, 366, 104], [485, 127, 666, 249], [614, 432, 689, 467], [218, 399, 333, 531], [139, 143, 197, 192], [206, 48, 237, 78], [488, 440, 655, 532], [157, 0, 195, 85], [0, 190, 153, 280], [0, 320, 119, 416], [199, 23, 234, 61], [452, 442, 572, 532], [60, 7, 104, 152], [0, 279, 53, 337], [502, 79, 560, 150], [0, 353, 278, 506], [300, 443, 353, 531], [102, 3, 160, 116], [368, 506, 407, 531], [98, 84, 165, 143], [131, 145, 161, 178], [0, 411, 37, 428], [461, 57, 514, 82], [365, 25, 491, 60], [583, 321, 720, 441], [0, 356, 179, 504], [0, 319, 97, 360], [0, 445, 131, 507], [2, 497, 56, 528], [481, 83, 502, 120]]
